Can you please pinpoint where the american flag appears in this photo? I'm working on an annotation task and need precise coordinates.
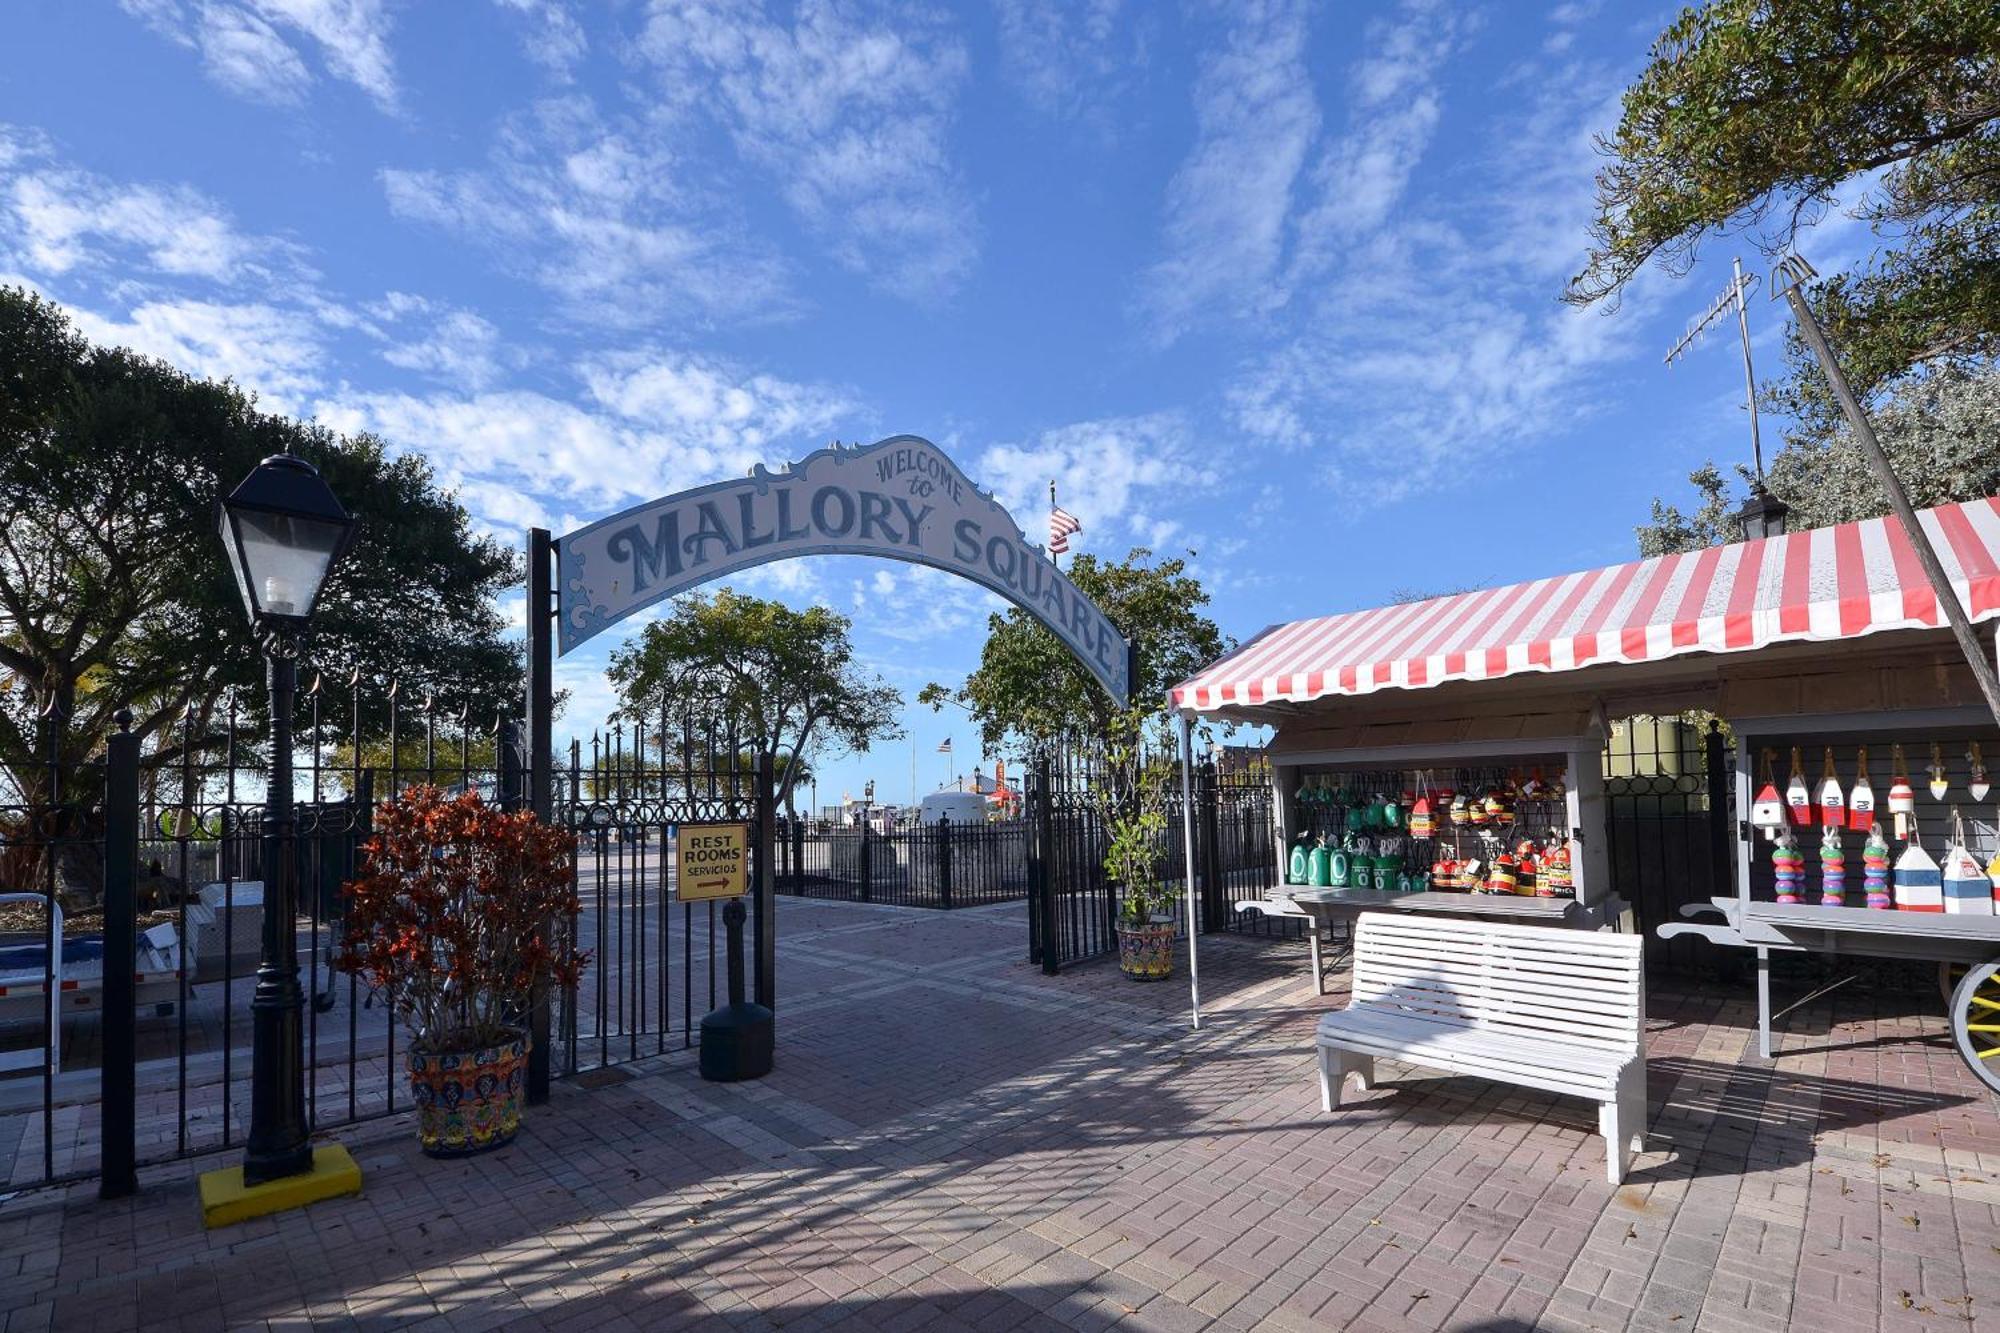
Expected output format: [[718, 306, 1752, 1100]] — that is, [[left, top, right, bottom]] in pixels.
[[937, 738, 953, 754], [1049, 504, 1082, 555]]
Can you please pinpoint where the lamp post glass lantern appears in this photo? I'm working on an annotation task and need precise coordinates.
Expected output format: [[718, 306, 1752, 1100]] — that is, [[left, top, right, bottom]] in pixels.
[[220, 452, 355, 1186], [1735, 484, 1790, 543]]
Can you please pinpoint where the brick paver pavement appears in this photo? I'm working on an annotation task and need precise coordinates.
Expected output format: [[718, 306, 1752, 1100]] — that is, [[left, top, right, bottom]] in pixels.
[[1, 896, 1996, 1332]]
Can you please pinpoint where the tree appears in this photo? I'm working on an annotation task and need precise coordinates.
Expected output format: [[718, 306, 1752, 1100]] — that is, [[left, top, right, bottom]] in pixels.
[[1566, 0, 2000, 418], [921, 548, 1228, 753], [1638, 364, 2000, 555], [604, 590, 901, 814], [0, 288, 522, 899]]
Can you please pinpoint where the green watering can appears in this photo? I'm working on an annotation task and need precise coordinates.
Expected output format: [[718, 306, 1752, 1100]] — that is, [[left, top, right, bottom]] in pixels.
[[1288, 836, 1310, 886], [1373, 853, 1402, 890], [1307, 842, 1332, 887], [1328, 840, 1352, 888]]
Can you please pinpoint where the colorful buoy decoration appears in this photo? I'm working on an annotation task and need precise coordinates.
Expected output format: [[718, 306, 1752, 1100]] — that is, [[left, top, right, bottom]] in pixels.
[[1929, 741, 1950, 801], [1817, 748, 1845, 829], [1772, 830, 1805, 905], [1818, 825, 1846, 908], [1848, 747, 1876, 833], [1785, 747, 1813, 827], [1892, 833, 1941, 913], [1863, 824, 1892, 910]]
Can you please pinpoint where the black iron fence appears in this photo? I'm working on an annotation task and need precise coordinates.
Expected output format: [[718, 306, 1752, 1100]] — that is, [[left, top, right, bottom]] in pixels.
[[0, 678, 520, 1195], [1025, 747, 1285, 974]]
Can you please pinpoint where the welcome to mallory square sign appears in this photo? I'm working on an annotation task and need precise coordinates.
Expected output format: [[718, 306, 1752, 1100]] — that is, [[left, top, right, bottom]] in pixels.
[[556, 435, 1132, 707]]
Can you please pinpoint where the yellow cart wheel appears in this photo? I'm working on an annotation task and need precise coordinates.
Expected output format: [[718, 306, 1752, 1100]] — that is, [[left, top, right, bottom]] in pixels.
[[1950, 961, 2000, 1097]]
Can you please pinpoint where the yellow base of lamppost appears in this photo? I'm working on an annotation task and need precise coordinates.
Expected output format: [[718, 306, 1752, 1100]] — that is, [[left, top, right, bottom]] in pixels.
[[196, 1145, 362, 1229]]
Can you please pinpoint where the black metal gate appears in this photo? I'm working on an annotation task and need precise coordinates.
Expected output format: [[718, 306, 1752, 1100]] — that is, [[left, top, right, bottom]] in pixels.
[[546, 715, 774, 1077], [1025, 746, 1285, 974], [1602, 716, 1733, 972]]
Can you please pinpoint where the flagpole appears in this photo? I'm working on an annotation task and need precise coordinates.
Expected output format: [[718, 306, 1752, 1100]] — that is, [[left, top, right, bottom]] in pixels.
[[1049, 479, 1059, 570]]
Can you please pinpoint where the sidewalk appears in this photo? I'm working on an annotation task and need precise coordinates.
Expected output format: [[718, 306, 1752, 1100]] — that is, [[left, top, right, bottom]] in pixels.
[[1, 897, 1996, 1332]]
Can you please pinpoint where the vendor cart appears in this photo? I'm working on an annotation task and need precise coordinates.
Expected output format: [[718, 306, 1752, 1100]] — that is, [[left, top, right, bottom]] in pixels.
[[1168, 493, 2000, 1042], [1658, 708, 2000, 1093]]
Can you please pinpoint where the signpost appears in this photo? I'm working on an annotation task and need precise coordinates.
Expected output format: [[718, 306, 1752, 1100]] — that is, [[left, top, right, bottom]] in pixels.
[[677, 822, 750, 902]]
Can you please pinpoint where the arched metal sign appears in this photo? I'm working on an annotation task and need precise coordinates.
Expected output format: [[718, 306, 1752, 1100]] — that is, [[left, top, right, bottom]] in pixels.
[[553, 435, 1132, 706]]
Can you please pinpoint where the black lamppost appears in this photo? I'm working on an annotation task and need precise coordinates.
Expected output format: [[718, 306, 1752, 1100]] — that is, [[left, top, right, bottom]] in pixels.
[[1734, 480, 1790, 542], [219, 453, 355, 1185]]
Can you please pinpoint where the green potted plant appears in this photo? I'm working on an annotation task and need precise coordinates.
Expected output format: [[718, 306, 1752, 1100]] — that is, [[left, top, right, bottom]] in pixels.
[[336, 786, 586, 1157], [1099, 713, 1178, 981]]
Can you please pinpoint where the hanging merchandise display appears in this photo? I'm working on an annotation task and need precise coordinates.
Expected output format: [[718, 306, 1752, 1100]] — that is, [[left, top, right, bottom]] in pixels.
[[1818, 824, 1845, 907], [1888, 745, 1916, 839], [1751, 750, 1788, 842], [1971, 744, 1991, 802], [1817, 749, 1845, 829], [1929, 742, 1950, 800], [1772, 830, 1805, 905], [1863, 824, 1893, 910], [1541, 835, 1574, 897], [1848, 747, 1876, 832], [1785, 748, 1813, 827], [1892, 832, 1942, 913], [1408, 772, 1435, 839], [1449, 792, 1471, 827], [1941, 813, 1992, 916]]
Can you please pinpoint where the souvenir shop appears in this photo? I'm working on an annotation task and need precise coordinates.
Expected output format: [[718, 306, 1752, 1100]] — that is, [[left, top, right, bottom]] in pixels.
[[1169, 495, 2000, 1087]]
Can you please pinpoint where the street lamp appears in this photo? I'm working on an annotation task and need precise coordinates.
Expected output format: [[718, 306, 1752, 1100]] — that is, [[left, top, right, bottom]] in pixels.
[[219, 452, 355, 1185], [1734, 480, 1790, 542]]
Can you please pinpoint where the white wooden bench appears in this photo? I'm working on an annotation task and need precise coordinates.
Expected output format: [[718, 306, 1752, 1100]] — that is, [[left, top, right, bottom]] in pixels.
[[1316, 913, 1647, 1184]]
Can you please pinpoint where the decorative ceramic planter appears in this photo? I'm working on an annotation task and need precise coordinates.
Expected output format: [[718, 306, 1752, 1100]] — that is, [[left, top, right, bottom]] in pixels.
[[408, 1029, 528, 1157], [1115, 919, 1176, 981]]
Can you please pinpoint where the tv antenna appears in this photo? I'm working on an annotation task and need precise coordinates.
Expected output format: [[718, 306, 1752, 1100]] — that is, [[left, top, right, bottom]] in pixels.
[[1665, 256, 1763, 477]]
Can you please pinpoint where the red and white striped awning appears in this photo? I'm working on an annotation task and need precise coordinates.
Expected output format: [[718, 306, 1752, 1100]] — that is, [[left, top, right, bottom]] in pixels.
[[1172, 496, 2000, 714]]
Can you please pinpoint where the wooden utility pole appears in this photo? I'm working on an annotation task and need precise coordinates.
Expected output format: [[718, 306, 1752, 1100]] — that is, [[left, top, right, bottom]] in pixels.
[[1774, 255, 2000, 728]]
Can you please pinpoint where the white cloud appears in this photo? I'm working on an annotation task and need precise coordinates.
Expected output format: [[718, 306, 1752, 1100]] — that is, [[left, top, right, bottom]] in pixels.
[[194, 4, 314, 104], [491, 0, 587, 77], [1, 137, 283, 284], [119, 0, 401, 111], [1290, 3, 1463, 253], [380, 96, 798, 328], [581, 349, 855, 447], [1141, 0, 1319, 337], [69, 298, 327, 410], [317, 351, 857, 525], [634, 0, 978, 303], [993, 0, 1137, 127], [372, 297, 511, 390], [976, 413, 1217, 553]]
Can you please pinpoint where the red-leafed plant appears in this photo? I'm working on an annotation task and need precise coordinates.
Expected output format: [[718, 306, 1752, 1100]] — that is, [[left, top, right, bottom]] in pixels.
[[337, 786, 587, 1054]]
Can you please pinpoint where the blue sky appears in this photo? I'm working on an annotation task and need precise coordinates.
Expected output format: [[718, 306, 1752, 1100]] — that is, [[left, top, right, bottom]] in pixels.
[[1, 1, 1875, 809]]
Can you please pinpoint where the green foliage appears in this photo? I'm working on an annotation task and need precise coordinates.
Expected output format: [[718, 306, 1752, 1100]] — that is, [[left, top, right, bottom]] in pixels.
[[1096, 710, 1177, 925], [923, 549, 1227, 753], [1569, 0, 2000, 411], [0, 288, 521, 808], [604, 589, 901, 810], [1638, 364, 2000, 554]]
